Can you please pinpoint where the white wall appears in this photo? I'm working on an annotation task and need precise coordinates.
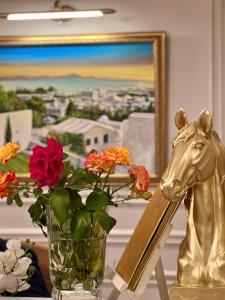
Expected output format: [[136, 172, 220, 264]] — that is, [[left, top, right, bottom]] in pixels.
[[213, 0, 225, 143], [0, 0, 221, 299]]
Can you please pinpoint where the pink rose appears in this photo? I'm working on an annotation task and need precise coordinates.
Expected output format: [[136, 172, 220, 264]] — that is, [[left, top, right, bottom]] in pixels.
[[29, 139, 64, 187]]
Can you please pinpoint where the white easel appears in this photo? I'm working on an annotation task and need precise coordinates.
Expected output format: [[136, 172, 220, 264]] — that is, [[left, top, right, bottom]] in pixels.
[[108, 224, 172, 300]]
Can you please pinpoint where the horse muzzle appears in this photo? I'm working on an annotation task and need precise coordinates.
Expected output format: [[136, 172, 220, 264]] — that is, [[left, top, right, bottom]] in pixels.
[[160, 178, 184, 201]]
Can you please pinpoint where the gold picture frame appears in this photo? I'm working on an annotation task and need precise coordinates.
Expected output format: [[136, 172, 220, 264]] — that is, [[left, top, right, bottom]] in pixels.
[[0, 32, 167, 184]]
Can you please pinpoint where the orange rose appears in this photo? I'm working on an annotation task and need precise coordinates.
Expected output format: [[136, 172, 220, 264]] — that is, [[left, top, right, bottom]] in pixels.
[[84, 152, 114, 173], [85, 147, 131, 174], [0, 171, 18, 198], [84, 152, 103, 173], [0, 142, 21, 164], [129, 165, 151, 199], [102, 147, 131, 166]]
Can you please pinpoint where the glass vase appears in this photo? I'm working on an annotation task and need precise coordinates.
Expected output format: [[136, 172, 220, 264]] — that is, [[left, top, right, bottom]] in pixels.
[[47, 206, 106, 300]]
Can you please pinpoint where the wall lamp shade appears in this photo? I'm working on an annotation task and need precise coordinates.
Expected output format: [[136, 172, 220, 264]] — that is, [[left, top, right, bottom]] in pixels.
[[7, 11, 103, 21], [0, 9, 116, 21]]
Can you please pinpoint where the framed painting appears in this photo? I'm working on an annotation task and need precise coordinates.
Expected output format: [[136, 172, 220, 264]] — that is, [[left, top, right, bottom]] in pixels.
[[0, 32, 167, 184]]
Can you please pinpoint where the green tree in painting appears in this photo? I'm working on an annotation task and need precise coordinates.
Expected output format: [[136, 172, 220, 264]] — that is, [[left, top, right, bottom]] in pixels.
[[65, 101, 76, 116], [26, 97, 47, 127], [35, 87, 46, 94], [16, 88, 32, 94], [5, 116, 12, 143], [0, 85, 28, 112], [69, 134, 86, 155], [26, 97, 47, 114], [8, 91, 27, 111], [48, 86, 56, 92], [0, 85, 10, 112], [112, 108, 130, 121], [46, 131, 86, 155], [32, 111, 43, 128]]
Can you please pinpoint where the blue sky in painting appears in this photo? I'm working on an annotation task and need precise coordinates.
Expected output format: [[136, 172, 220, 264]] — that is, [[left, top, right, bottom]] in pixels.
[[0, 43, 153, 63]]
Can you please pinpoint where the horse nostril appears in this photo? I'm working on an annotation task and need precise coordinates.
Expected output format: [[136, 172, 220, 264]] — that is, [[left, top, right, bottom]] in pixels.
[[160, 179, 181, 200]]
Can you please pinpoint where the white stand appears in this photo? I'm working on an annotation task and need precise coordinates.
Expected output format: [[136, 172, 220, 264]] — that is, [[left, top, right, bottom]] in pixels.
[[109, 224, 172, 300]]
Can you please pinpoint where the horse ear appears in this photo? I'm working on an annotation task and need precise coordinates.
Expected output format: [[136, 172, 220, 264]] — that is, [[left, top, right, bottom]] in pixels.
[[175, 108, 188, 129], [197, 108, 213, 134]]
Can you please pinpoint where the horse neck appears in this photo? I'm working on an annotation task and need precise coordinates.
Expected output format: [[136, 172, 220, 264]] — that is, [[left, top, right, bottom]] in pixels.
[[193, 151, 225, 233], [194, 167, 222, 205], [189, 169, 225, 261], [185, 136, 225, 256], [194, 134, 225, 209]]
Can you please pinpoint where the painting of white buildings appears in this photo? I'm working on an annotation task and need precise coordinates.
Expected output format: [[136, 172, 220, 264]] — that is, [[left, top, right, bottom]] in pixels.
[[0, 110, 32, 149], [0, 41, 157, 173]]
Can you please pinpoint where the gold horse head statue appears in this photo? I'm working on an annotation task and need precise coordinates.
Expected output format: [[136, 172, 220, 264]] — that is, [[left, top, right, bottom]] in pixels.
[[161, 108, 225, 287]]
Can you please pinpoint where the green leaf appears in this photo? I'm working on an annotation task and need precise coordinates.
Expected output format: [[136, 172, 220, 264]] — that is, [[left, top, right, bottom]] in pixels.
[[87, 149, 97, 155], [63, 153, 69, 160], [50, 187, 70, 225], [40, 211, 47, 227], [27, 265, 36, 277], [8, 182, 16, 189], [68, 189, 83, 209], [6, 196, 13, 205], [69, 168, 97, 187], [33, 188, 43, 197], [13, 193, 23, 207], [23, 191, 30, 198], [63, 160, 74, 174], [86, 191, 108, 211], [36, 195, 49, 206], [58, 172, 67, 186], [70, 211, 91, 241], [28, 203, 42, 222], [94, 209, 116, 233]]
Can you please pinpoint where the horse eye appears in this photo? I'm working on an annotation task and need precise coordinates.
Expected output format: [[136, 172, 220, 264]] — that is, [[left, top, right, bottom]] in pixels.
[[194, 142, 204, 150]]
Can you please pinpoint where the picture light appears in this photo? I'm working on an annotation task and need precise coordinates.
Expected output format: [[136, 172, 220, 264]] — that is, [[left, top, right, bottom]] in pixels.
[[0, 0, 116, 21]]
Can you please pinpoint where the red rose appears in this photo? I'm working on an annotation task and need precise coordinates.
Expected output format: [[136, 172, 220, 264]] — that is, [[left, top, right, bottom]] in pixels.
[[29, 139, 64, 187]]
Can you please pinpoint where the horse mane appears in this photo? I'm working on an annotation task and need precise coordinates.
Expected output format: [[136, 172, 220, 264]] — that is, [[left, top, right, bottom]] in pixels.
[[212, 130, 222, 143], [212, 130, 225, 184], [173, 122, 197, 145]]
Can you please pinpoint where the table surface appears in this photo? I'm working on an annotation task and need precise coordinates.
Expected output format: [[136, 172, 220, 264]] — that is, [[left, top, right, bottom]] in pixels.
[[0, 298, 51, 300], [0, 298, 107, 300], [0, 298, 50, 300]]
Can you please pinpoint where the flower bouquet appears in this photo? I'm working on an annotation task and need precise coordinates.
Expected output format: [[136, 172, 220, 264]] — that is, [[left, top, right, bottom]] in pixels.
[[0, 140, 151, 299]]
